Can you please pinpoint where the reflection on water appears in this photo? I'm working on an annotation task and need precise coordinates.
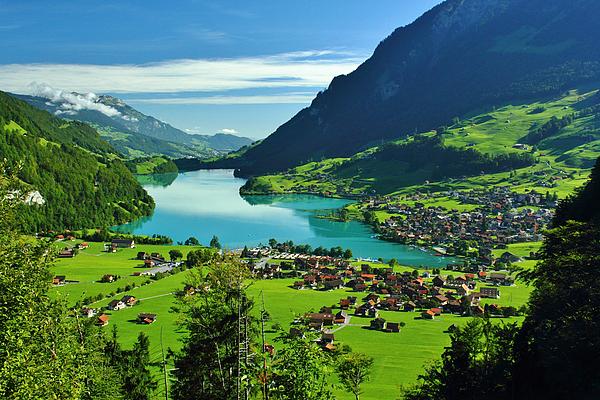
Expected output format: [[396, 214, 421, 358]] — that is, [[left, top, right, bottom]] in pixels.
[[114, 169, 452, 266], [136, 173, 178, 187]]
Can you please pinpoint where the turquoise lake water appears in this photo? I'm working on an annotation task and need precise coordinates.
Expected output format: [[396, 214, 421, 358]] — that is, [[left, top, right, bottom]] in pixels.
[[114, 169, 452, 266]]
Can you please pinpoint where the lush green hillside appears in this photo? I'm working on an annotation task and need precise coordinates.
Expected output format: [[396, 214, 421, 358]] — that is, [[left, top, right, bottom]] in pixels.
[[242, 89, 600, 197], [204, 0, 600, 177], [125, 156, 179, 175], [0, 91, 154, 232]]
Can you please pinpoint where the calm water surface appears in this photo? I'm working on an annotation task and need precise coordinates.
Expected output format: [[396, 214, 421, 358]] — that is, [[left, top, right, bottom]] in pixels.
[[114, 170, 451, 266]]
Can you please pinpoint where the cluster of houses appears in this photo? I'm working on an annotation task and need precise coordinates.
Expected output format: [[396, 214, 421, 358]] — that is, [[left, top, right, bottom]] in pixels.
[[372, 197, 552, 262], [104, 238, 136, 253], [284, 257, 516, 322], [78, 294, 157, 326], [57, 242, 89, 258], [132, 251, 181, 276]]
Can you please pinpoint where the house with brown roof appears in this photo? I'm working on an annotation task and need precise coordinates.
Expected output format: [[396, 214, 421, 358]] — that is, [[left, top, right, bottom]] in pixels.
[[108, 300, 126, 311], [385, 322, 400, 333], [138, 313, 157, 324], [97, 314, 110, 327]]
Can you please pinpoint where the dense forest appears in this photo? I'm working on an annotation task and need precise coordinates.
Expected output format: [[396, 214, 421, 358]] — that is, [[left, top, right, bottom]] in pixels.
[[0, 173, 157, 400], [405, 156, 600, 400], [0, 91, 154, 232], [350, 135, 535, 181]]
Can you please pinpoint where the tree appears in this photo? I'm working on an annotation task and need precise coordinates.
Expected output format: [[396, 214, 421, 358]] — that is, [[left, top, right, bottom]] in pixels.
[[172, 257, 259, 400], [269, 328, 334, 400], [336, 353, 374, 400], [241, 245, 249, 258], [0, 169, 123, 399], [268, 238, 278, 248], [169, 249, 183, 261], [186, 248, 215, 268], [404, 318, 518, 400], [209, 235, 222, 249], [184, 236, 200, 246], [343, 248, 353, 259]]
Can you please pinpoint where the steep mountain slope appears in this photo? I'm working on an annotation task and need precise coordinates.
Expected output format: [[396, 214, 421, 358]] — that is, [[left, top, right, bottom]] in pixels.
[[226, 0, 600, 176], [241, 89, 600, 196], [0, 91, 154, 231], [13, 92, 254, 158]]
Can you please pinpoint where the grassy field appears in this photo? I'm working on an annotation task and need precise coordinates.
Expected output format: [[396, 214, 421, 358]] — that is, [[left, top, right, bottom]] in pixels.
[[50, 243, 532, 400]]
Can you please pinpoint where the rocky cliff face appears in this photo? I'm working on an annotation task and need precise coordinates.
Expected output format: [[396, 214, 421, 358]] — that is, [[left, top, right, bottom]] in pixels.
[[229, 0, 600, 176]]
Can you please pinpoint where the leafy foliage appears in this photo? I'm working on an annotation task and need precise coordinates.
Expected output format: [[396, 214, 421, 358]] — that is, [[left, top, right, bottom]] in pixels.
[[0, 91, 154, 232], [171, 258, 259, 400], [0, 170, 123, 399]]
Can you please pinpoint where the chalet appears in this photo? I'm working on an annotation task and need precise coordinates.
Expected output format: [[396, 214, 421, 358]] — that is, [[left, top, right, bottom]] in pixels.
[[499, 251, 521, 263], [445, 299, 463, 314], [480, 287, 500, 299], [355, 304, 378, 318], [322, 279, 344, 290], [457, 284, 471, 296], [369, 317, 386, 330], [321, 332, 335, 345], [97, 314, 110, 327], [58, 248, 75, 258], [354, 283, 367, 292], [138, 313, 157, 324], [421, 309, 436, 319], [81, 307, 97, 318], [101, 274, 116, 283], [107, 300, 126, 311], [111, 238, 135, 249], [77, 242, 89, 250], [334, 311, 348, 324], [121, 295, 137, 306], [137, 251, 148, 260], [432, 275, 446, 287], [433, 294, 448, 305], [363, 293, 380, 304], [306, 313, 335, 328], [404, 301, 416, 312], [293, 281, 305, 290], [385, 322, 400, 333], [339, 298, 351, 309], [52, 275, 66, 286], [430, 307, 442, 316]]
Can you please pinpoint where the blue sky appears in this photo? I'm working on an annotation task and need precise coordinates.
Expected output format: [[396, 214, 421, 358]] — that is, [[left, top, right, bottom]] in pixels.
[[0, 1, 442, 139]]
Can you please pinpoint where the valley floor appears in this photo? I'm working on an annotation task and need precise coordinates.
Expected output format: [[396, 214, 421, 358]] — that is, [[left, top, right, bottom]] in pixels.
[[50, 241, 534, 400]]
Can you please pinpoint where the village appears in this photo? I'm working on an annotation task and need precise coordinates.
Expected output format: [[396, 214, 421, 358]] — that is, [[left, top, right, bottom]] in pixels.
[[362, 187, 555, 261], [245, 249, 522, 352]]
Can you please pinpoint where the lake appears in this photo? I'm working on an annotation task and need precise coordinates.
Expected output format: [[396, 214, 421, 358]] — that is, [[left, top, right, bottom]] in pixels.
[[114, 169, 452, 266]]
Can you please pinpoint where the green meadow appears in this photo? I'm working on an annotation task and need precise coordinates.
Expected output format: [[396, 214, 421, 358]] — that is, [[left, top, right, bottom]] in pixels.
[[50, 243, 532, 399]]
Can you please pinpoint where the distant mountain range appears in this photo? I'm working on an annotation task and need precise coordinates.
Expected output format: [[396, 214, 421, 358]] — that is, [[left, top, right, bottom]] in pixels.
[[208, 0, 600, 177], [12, 90, 254, 159]]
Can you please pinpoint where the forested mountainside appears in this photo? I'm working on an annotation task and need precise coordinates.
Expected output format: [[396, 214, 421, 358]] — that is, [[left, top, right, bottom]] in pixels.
[[0, 91, 154, 232], [14, 92, 254, 158], [213, 0, 600, 176]]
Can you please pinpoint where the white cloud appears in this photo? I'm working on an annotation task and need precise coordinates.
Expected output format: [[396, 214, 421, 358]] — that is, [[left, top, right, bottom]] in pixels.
[[29, 82, 126, 119], [128, 92, 315, 105], [220, 128, 238, 134], [0, 51, 362, 95]]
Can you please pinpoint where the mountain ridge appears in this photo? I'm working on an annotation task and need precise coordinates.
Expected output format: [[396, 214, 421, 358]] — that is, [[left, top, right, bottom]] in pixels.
[[12, 91, 254, 158], [211, 0, 600, 177]]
